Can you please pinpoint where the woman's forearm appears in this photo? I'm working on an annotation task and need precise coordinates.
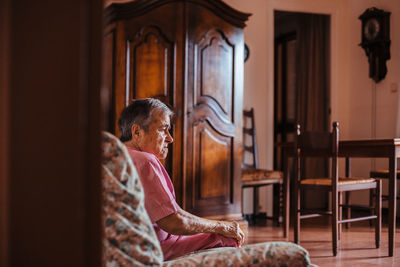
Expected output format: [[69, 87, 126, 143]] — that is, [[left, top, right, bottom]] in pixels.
[[156, 208, 221, 235], [156, 208, 245, 245]]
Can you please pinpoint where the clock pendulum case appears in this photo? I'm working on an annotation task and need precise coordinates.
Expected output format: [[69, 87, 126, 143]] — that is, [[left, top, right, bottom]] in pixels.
[[359, 7, 391, 83]]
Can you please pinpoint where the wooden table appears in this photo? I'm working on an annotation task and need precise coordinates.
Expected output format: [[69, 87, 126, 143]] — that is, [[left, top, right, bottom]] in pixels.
[[339, 138, 400, 257], [281, 138, 400, 256]]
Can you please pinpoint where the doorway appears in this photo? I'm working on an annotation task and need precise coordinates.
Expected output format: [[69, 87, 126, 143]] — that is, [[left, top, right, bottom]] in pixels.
[[274, 11, 331, 210]]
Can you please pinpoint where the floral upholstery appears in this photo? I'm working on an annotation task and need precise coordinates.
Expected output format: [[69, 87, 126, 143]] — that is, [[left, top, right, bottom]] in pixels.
[[164, 242, 312, 267], [102, 132, 315, 267], [102, 132, 163, 266]]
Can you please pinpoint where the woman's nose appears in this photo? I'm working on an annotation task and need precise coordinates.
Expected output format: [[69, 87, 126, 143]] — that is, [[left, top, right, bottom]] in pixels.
[[166, 130, 173, 143]]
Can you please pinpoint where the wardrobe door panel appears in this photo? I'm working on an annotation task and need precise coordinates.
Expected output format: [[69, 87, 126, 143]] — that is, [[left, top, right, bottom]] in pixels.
[[185, 3, 244, 217], [129, 26, 173, 102], [113, 3, 183, 116], [196, 29, 233, 118], [109, 2, 185, 205], [195, 123, 232, 201]]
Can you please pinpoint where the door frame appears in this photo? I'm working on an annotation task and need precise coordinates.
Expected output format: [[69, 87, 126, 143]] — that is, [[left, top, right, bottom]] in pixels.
[[0, 0, 11, 264], [0, 0, 104, 265]]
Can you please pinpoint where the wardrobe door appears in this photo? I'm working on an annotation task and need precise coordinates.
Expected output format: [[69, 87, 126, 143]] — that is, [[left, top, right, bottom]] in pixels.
[[106, 2, 185, 205], [185, 2, 245, 217]]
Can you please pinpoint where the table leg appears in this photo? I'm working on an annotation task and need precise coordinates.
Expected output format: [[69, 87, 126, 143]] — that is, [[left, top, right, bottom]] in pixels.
[[283, 152, 290, 238], [388, 152, 397, 257], [253, 186, 258, 225]]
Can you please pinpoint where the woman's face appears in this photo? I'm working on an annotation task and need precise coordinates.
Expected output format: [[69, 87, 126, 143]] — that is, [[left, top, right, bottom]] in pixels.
[[138, 110, 173, 159]]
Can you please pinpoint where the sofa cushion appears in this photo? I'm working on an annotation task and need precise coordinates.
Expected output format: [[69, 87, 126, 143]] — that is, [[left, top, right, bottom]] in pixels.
[[164, 241, 314, 267], [102, 132, 163, 266]]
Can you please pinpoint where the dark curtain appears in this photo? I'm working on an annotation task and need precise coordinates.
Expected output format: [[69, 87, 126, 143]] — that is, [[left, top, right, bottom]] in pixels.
[[297, 13, 330, 131], [296, 13, 330, 209]]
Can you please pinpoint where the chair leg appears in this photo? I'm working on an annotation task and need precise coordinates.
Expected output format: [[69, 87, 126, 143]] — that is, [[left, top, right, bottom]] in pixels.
[[283, 153, 290, 239], [332, 190, 338, 256], [375, 180, 382, 248], [369, 188, 374, 227], [273, 183, 280, 226], [345, 191, 351, 229], [294, 183, 300, 244], [339, 192, 342, 241], [241, 186, 244, 219], [253, 186, 257, 215], [283, 179, 289, 239], [252, 187, 258, 225]]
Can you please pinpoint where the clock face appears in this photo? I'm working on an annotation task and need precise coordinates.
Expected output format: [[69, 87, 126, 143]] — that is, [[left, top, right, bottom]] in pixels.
[[364, 18, 380, 41]]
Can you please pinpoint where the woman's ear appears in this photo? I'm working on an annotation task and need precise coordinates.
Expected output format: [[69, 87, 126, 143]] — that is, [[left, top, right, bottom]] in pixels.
[[131, 124, 142, 142]]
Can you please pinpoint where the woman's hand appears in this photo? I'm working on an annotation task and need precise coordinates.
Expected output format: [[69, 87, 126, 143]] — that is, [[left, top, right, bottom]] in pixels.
[[218, 221, 245, 246]]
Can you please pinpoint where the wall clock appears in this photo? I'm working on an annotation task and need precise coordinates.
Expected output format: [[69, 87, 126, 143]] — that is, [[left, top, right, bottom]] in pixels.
[[359, 7, 390, 83], [364, 18, 380, 41]]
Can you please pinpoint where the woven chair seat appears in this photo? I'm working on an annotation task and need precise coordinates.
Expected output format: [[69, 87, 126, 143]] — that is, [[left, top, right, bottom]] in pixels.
[[241, 168, 283, 182], [301, 177, 376, 186]]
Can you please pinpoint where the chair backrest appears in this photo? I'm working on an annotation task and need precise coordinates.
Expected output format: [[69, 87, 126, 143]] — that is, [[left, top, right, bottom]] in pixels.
[[295, 122, 339, 183], [243, 108, 258, 169], [101, 132, 163, 266], [296, 122, 338, 158]]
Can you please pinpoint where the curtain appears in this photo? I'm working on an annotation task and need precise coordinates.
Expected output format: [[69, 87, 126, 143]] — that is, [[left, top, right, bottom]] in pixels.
[[296, 13, 330, 209], [296, 13, 330, 132]]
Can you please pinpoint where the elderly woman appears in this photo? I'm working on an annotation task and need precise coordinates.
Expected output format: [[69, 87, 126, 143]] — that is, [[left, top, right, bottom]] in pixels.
[[118, 98, 245, 260]]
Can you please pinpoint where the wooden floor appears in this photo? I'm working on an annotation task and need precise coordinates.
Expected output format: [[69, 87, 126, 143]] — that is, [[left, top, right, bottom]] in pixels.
[[245, 217, 400, 266]]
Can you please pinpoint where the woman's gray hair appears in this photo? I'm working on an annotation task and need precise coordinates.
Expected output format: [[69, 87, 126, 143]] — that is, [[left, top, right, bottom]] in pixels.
[[118, 98, 173, 142]]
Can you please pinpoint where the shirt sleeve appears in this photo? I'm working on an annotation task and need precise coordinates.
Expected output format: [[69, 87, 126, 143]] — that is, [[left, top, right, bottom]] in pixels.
[[132, 153, 180, 223]]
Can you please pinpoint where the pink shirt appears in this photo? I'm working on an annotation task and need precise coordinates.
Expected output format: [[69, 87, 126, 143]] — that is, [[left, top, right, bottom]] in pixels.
[[126, 147, 237, 260], [126, 148, 179, 239]]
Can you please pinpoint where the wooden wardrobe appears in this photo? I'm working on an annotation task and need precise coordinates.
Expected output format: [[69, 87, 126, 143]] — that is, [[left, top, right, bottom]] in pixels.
[[103, 0, 250, 218]]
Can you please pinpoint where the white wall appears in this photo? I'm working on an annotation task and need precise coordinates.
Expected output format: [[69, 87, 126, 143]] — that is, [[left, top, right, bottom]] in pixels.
[[226, 0, 400, 214], [345, 0, 400, 206]]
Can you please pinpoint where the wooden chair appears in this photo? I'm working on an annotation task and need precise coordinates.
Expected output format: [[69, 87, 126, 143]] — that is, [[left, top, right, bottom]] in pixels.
[[294, 122, 382, 256], [368, 169, 400, 219], [370, 170, 400, 202], [241, 108, 285, 235], [346, 168, 400, 228]]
